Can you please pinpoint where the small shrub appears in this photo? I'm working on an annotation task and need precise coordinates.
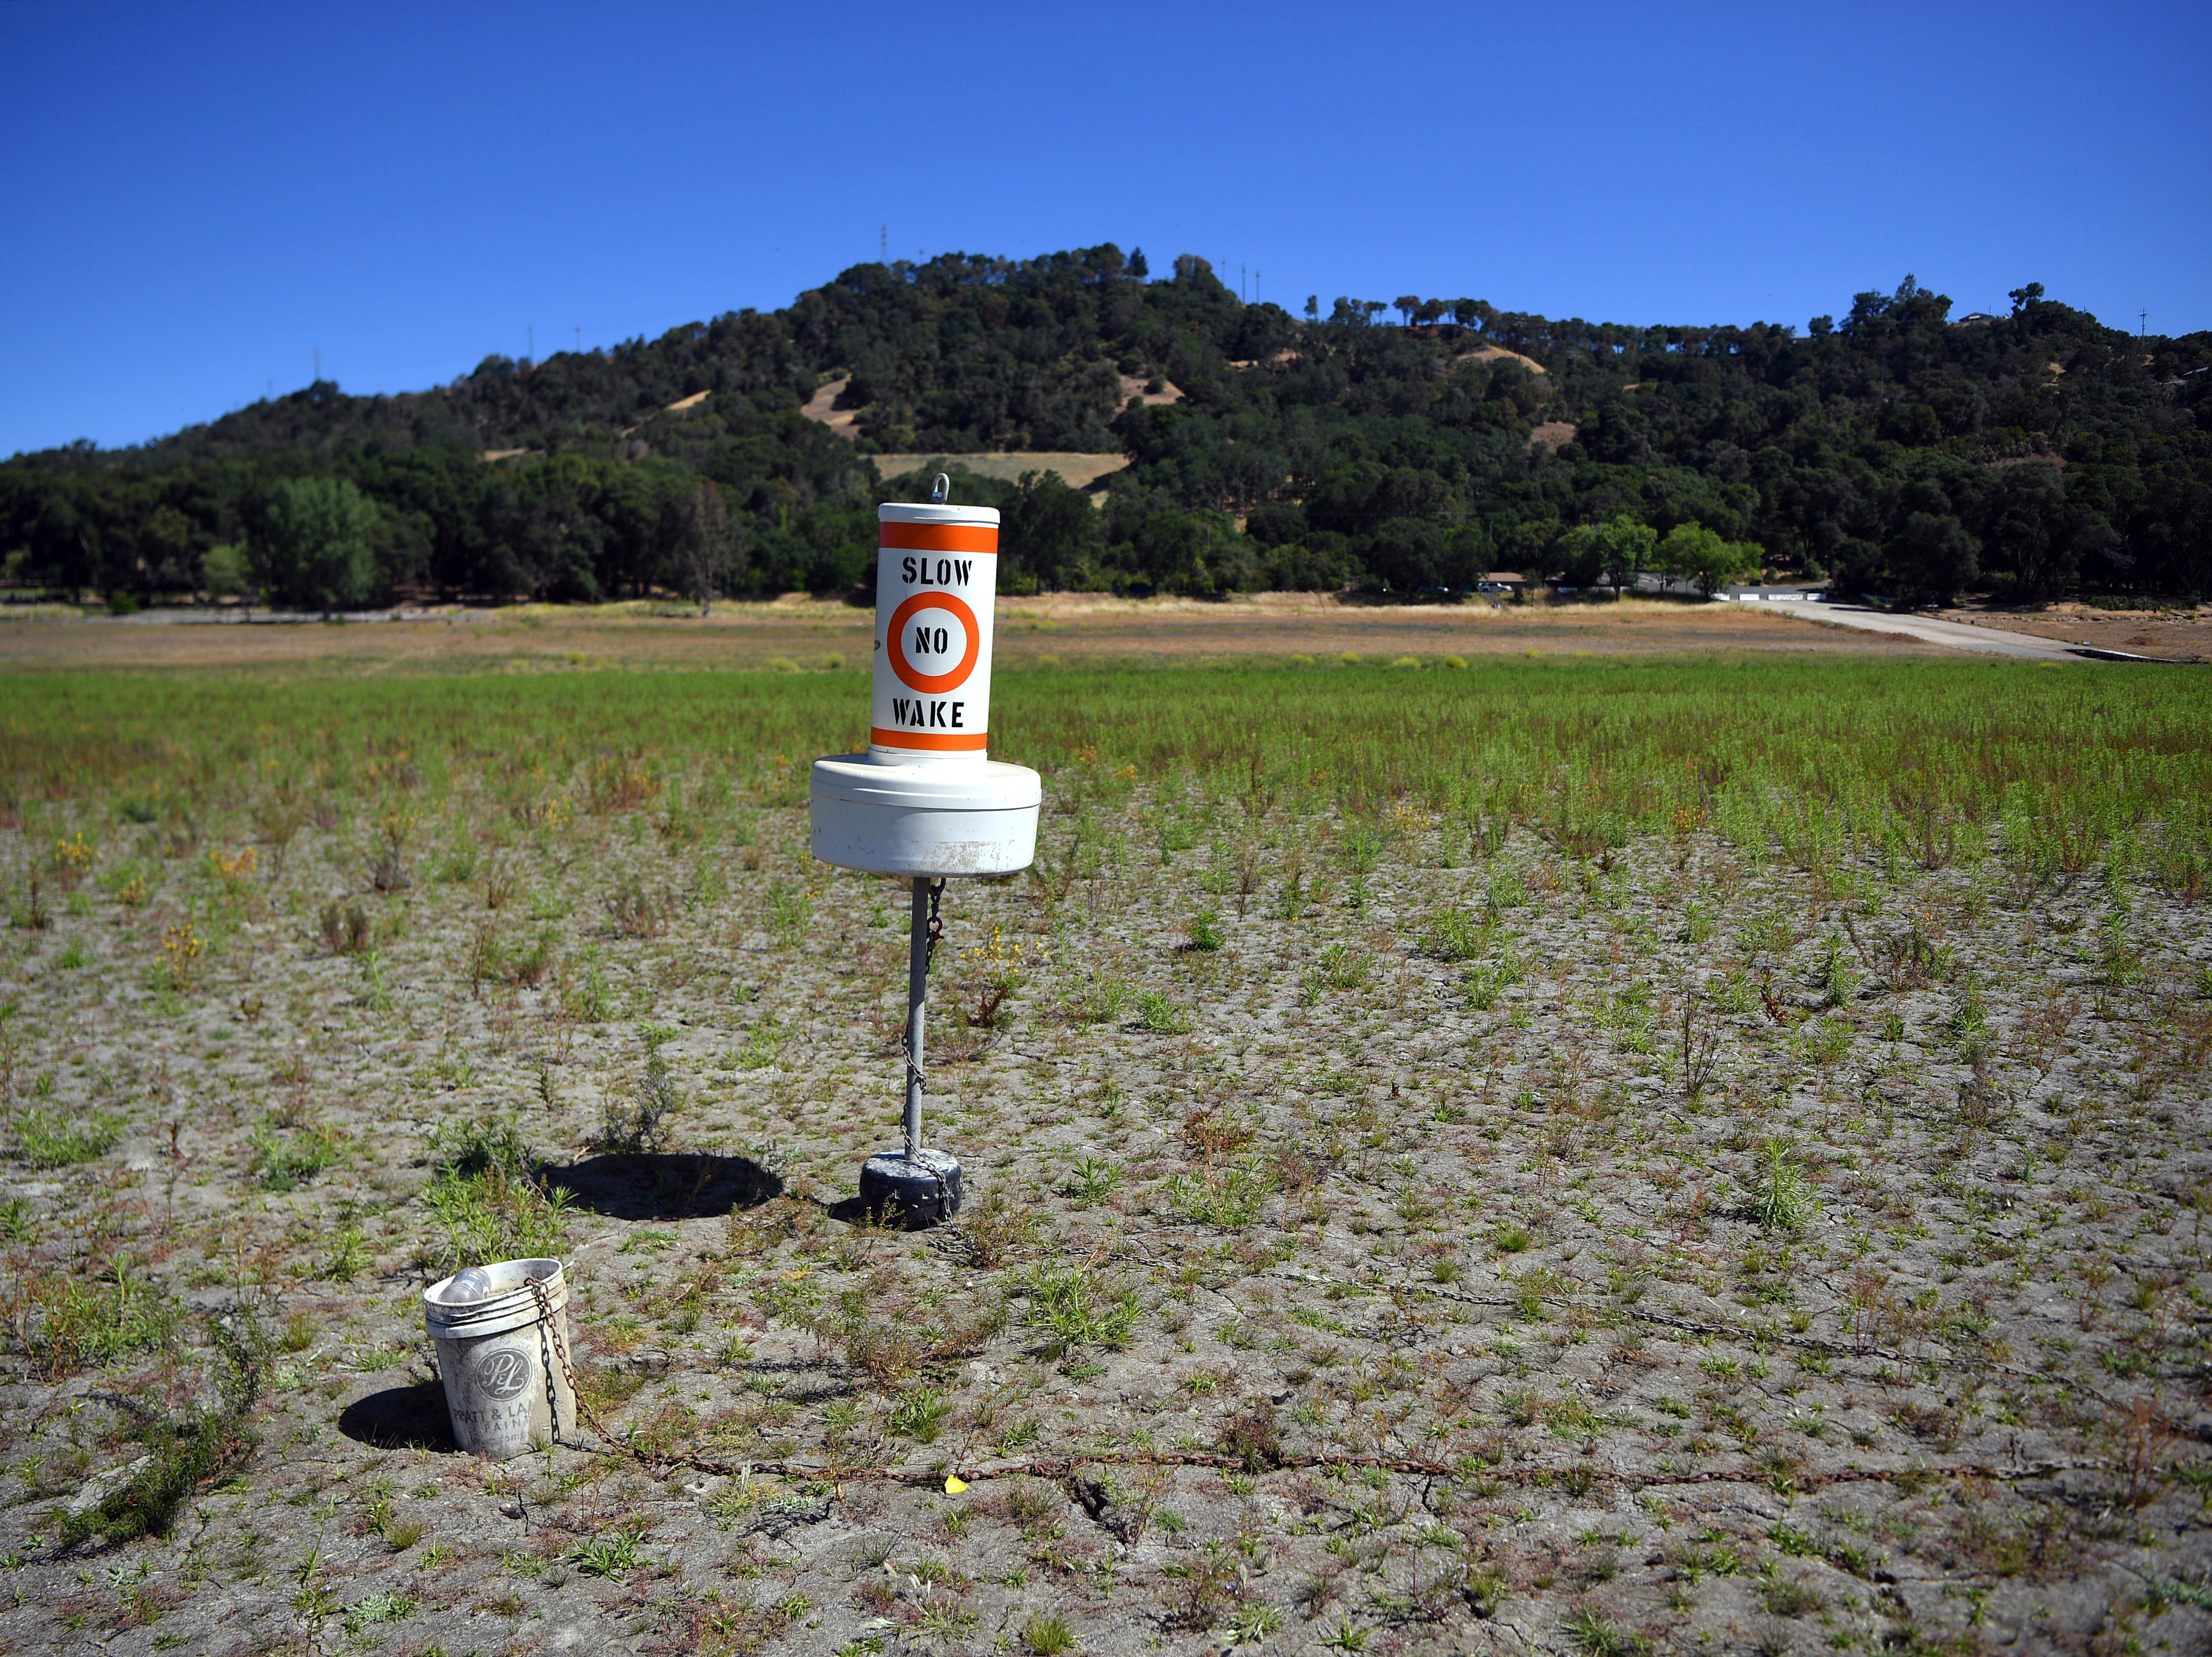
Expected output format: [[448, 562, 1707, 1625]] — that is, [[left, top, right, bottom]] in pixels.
[[962, 1184, 1042, 1268], [586, 754, 660, 814], [1760, 1570, 1825, 1617], [427, 1117, 536, 1181], [343, 1590, 416, 1632], [1463, 963, 1513, 1010], [422, 1122, 571, 1275], [1739, 1141, 1818, 1232], [11, 1109, 123, 1168], [1023, 1611, 1078, 1654], [1136, 991, 1192, 1033], [594, 1051, 680, 1153], [1218, 1401, 1286, 1471], [1562, 1606, 1650, 1657], [1305, 942, 1372, 1001], [319, 900, 372, 956], [1169, 1160, 1279, 1228], [499, 927, 556, 987], [803, 1284, 1006, 1391], [887, 1387, 954, 1442], [1022, 1263, 1141, 1353], [61, 1310, 267, 1546], [1231, 1603, 1286, 1643], [1068, 1155, 1124, 1205], [161, 924, 204, 988], [1183, 910, 1224, 951], [1424, 906, 1485, 960], [368, 845, 411, 895], [568, 1523, 646, 1576], [1065, 975, 1131, 1025], [606, 878, 672, 939], [23, 1266, 181, 1377], [767, 881, 812, 948], [11, 874, 52, 930], [250, 1120, 344, 1190], [559, 949, 614, 1021], [736, 1025, 783, 1069]]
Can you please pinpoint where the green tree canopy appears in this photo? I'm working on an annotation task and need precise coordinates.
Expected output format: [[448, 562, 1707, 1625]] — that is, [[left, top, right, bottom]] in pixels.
[[4, 253, 2206, 606], [259, 476, 378, 611], [1558, 513, 1659, 586], [1657, 523, 1763, 596]]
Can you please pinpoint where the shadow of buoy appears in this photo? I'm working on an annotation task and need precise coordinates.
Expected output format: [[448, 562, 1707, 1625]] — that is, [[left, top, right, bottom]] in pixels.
[[546, 1153, 781, 1222], [338, 1380, 457, 1453]]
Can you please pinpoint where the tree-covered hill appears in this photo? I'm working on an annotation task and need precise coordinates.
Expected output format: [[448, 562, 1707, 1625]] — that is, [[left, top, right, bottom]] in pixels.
[[4, 246, 2206, 607]]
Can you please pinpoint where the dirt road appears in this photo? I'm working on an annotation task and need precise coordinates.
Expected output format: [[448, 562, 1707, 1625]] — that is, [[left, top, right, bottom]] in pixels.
[[1767, 602, 2194, 663], [1764, 603, 2084, 660]]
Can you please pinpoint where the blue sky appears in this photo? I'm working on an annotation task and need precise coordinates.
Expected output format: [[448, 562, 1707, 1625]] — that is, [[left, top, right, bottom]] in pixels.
[[3, 0, 2205, 457]]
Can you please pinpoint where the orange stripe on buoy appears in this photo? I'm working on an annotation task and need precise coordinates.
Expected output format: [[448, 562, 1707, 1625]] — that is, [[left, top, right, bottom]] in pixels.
[[879, 523, 998, 553], [871, 729, 988, 751]]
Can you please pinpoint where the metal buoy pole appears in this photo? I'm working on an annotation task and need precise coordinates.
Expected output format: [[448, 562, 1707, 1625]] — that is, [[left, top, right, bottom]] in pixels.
[[904, 877, 929, 1159], [861, 874, 959, 1225], [829, 466, 1025, 1230]]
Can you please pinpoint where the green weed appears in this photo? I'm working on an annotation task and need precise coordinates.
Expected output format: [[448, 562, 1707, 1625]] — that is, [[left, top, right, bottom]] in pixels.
[[1136, 991, 1192, 1033], [1562, 1606, 1650, 1657], [887, 1387, 954, 1442], [420, 1120, 571, 1274], [569, 1523, 647, 1576], [1740, 1140, 1818, 1232], [1022, 1263, 1142, 1353], [1305, 941, 1372, 1002], [1423, 906, 1485, 960], [61, 1309, 266, 1545], [24, 1266, 181, 1376], [249, 1120, 344, 1190], [1168, 1159, 1279, 1227], [10, 1109, 123, 1168], [1068, 1155, 1124, 1205]]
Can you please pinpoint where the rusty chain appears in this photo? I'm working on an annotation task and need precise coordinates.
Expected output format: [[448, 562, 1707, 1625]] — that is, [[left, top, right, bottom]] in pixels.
[[527, 1275, 623, 1451], [522, 1277, 2102, 1499]]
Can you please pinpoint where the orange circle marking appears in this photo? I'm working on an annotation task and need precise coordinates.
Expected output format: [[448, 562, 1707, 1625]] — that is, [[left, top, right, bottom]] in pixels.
[[886, 590, 981, 694]]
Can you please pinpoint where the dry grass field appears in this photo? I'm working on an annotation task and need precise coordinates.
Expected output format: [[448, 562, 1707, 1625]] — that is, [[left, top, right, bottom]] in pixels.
[[0, 592, 1944, 679], [0, 649, 2207, 1657]]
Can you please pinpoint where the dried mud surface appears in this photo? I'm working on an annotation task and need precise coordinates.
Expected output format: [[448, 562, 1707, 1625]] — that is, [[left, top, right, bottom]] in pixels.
[[1, 769, 2209, 1657], [0, 593, 1939, 676]]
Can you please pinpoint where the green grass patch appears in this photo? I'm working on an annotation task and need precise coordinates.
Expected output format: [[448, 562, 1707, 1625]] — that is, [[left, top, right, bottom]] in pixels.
[[10, 1109, 124, 1168]]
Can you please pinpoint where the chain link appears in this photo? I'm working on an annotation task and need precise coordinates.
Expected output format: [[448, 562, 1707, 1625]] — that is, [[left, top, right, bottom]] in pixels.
[[537, 1312, 561, 1445], [900, 878, 946, 1100], [527, 1276, 621, 1450]]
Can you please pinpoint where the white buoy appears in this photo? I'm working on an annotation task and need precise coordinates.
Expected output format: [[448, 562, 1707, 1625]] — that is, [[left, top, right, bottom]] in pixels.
[[809, 479, 1042, 1224]]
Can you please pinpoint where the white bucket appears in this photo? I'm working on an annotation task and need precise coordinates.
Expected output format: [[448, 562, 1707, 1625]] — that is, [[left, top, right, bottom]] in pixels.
[[422, 1258, 576, 1460]]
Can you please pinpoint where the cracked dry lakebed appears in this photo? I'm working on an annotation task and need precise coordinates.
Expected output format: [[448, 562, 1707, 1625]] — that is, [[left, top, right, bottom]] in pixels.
[[0, 657, 2208, 1657]]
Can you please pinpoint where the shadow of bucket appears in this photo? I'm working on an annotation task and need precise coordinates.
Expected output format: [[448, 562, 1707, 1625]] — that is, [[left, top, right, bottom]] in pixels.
[[422, 1258, 576, 1460]]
